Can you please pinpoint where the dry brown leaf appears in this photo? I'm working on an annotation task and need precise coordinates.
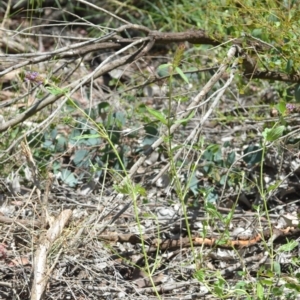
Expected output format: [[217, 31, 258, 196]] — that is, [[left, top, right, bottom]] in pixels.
[[9, 256, 30, 266], [132, 268, 164, 288]]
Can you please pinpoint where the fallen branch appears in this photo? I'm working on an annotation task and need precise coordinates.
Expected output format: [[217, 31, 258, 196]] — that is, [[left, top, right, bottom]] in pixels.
[[0, 38, 152, 134], [0, 215, 41, 228], [99, 227, 300, 251], [31, 209, 72, 300], [1, 24, 297, 83]]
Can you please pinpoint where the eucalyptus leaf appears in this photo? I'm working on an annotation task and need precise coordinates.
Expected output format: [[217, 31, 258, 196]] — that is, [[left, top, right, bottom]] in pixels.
[[145, 126, 159, 136], [202, 144, 220, 161], [188, 172, 200, 196], [73, 149, 89, 167], [213, 148, 223, 164], [273, 261, 281, 276], [43, 140, 53, 148], [243, 145, 263, 166], [157, 63, 171, 77], [226, 151, 236, 165], [141, 126, 159, 147], [55, 135, 67, 152], [50, 128, 57, 140], [206, 189, 218, 204], [113, 111, 126, 127], [60, 169, 78, 187]]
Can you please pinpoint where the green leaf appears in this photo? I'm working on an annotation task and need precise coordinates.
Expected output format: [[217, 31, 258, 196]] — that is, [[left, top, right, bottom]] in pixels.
[[194, 269, 205, 282], [72, 134, 101, 140], [278, 240, 298, 252], [146, 107, 167, 125], [46, 86, 69, 95], [262, 125, 285, 142], [295, 84, 300, 103], [203, 144, 220, 161], [114, 182, 131, 195], [266, 181, 280, 194], [275, 101, 287, 114], [257, 282, 264, 299], [134, 184, 147, 197], [70, 130, 102, 147], [97, 102, 110, 114], [213, 278, 225, 296], [144, 125, 159, 136], [286, 59, 294, 73], [260, 279, 273, 286], [252, 28, 262, 37], [175, 66, 189, 84], [213, 148, 223, 163], [174, 111, 195, 125], [219, 174, 227, 185]]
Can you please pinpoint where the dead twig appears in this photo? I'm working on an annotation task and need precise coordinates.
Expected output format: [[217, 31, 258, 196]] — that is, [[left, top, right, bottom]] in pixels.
[[31, 209, 72, 300]]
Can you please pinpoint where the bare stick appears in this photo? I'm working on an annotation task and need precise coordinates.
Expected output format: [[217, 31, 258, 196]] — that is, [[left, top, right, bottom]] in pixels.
[[31, 209, 72, 300]]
